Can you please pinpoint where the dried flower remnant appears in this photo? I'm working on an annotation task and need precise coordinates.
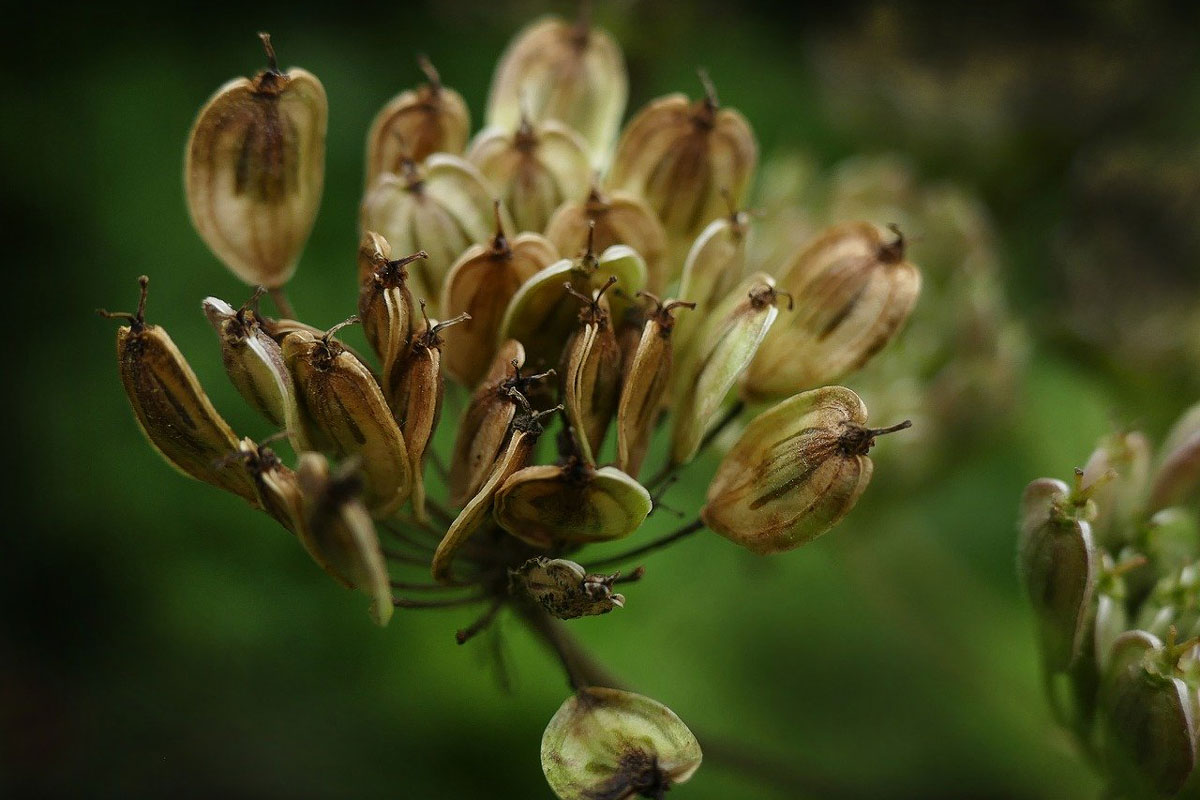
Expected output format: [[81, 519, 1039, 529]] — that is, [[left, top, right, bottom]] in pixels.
[[513, 557, 628, 619]]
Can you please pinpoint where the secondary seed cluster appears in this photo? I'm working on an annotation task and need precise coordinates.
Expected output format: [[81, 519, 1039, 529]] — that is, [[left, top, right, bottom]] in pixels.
[[101, 16, 922, 799]]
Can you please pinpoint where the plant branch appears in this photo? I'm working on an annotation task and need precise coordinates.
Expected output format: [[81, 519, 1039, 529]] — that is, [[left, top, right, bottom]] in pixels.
[[584, 519, 705, 571]]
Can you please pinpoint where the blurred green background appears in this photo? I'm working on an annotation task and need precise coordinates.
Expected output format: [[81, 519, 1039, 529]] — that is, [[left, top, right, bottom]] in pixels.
[[7, 0, 1200, 796]]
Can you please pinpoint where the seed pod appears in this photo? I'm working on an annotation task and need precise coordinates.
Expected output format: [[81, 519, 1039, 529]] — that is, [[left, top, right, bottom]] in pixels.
[[440, 204, 559, 387], [512, 557, 626, 620], [356, 235, 425, 392], [99, 277, 258, 505], [701, 386, 910, 554], [185, 34, 327, 289], [616, 294, 694, 478], [1148, 402, 1200, 514], [1146, 507, 1200, 577], [432, 395, 560, 583], [468, 117, 591, 234], [360, 155, 508, 314], [282, 322, 411, 516], [202, 290, 297, 431], [494, 462, 651, 548], [1136, 563, 1200, 641], [386, 302, 470, 522], [501, 229, 646, 374], [744, 222, 921, 401], [364, 56, 470, 185], [672, 205, 750, 361], [487, 13, 627, 165], [541, 688, 702, 800], [561, 278, 622, 465], [226, 436, 305, 535], [670, 275, 784, 466], [295, 452, 393, 626], [544, 185, 668, 293], [607, 72, 756, 250], [1081, 430, 1151, 550], [259, 315, 380, 380]]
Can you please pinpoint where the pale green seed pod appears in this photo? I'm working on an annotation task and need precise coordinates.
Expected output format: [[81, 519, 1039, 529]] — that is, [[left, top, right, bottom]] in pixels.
[[1149, 401, 1200, 514], [670, 274, 783, 466], [1145, 507, 1200, 576], [1080, 430, 1151, 551], [561, 278, 621, 465], [541, 688, 702, 800], [467, 118, 591, 234], [544, 186, 668, 293], [744, 222, 921, 401], [440, 205, 559, 387], [512, 557, 626, 620], [360, 155, 509, 314], [1136, 563, 1200, 641], [295, 452, 393, 626], [487, 14, 627, 166], [100, 277, 258, 506], [364, 56, 470, 185], [185, 34, 326, 289], [672, 207, 750, 363], [494, 464, 651, 548]]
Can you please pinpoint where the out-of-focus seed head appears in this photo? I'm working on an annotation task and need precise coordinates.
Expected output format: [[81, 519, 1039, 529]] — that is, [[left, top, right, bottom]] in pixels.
[[1149, 401, 1200, 514], [1146, 507, 1200, 578], [364, 56, 470, 185], [1081, 430, 1152, 551], [1135, 562, 1200, 641], [561, 277, 622, 465], [185, 34, 327, 289], [512, 557, 626, 620], [702, 386, 910, 554], [541, 687, 702, 800]]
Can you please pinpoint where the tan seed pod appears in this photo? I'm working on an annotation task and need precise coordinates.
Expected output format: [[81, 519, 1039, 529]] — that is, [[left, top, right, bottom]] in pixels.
[[541, 688, 702, 800], [99, 277, 258, 506], [616, 294, 694, 478], [282, 321, 411, 517], [360, 155, 509, 314], [202, 289, 298, 431], [607, 72, 757, 251], [561, 278, 622, 465], [512, 557, 625, 620], [440, 203, 559, 387], [670, 275, 785, 466], [185, 34, 327, 289], [364, 56, 470, 185], [544, 185, 668, 293], [356, 235, 426, 391], [744, 222, 921, 401], [487, 14, 627, 165], [295, 452, 393, 626], [493, 462, 651, 548], [221, 436, 305, 535], [672, 205, 751, 362], [467, 117, 591, 234], [701, 386, 910, 554]]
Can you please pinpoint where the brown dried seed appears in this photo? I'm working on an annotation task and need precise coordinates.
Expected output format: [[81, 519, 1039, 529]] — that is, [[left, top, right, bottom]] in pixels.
[[356, 235, 426, 392], [512, 557, 626, 620], [561, 277, 622, 466]]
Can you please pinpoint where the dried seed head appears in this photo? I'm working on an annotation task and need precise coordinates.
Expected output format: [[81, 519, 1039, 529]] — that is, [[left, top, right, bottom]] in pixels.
[[702, 386, 909, 554], [541, 688, 702, 800], [745, 222, 921, 400], [356, 237, 425, 389], [1148, 401, 1200, 514], [561, 277, 622, 465], [185, 34, 327, 288], [493, 463, 651, 548], [487, 14, 628, 165], [364, 55, 470, 185], [440, 204, 560, 386], [99, 276, 258, 505], [468, 118, 592, 233], [512, 557, 626, 620]]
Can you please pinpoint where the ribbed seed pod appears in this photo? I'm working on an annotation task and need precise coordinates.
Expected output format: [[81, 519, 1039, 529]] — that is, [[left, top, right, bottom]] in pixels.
[[295, 452, 393, 626], [541, 688, 702, 800], [282, 323, 411, 517], [386, 302, 470, 522], [467, 117, 591, 234], [360, 155, 507, 314], [356, 234, 425, 393], [670, 275, 784, 466], [544, 185, 668, 293], [494, 462, 651, 548], [616, 294, 694, 478], [185, 34, 326, 289], [99, 276, 258, 505], [365, 56, 470, 185], [702, 386, 910, 554], [512, 557, 626, 620], [561, 277, 621, 465], [673, 206, 750, 361], [744, 222, 921, 401], [440, 204, 559, 387], [1149, 401, 1200, 514], [607, 73, 756, 252], [487, 14, 627, 165], [228, 436, 305, 535]]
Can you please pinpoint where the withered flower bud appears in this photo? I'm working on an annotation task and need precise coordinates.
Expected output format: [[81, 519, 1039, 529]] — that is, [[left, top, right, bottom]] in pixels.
[[701, 386, 910, 554], [1148, 401, 1200, 514], [487, 13, 628, 165], [513, 557, 625, 620], [745, 222, 921, 400], [561, 277, 622, 465], [440, 203, 559, 387], [468, 117, 591, 234], [365, 55, 470, 185], [541, 688, 702, 800], [185, 34, 327, 289], [99, 276, 258, 505], [672, 203, 750, 362]]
